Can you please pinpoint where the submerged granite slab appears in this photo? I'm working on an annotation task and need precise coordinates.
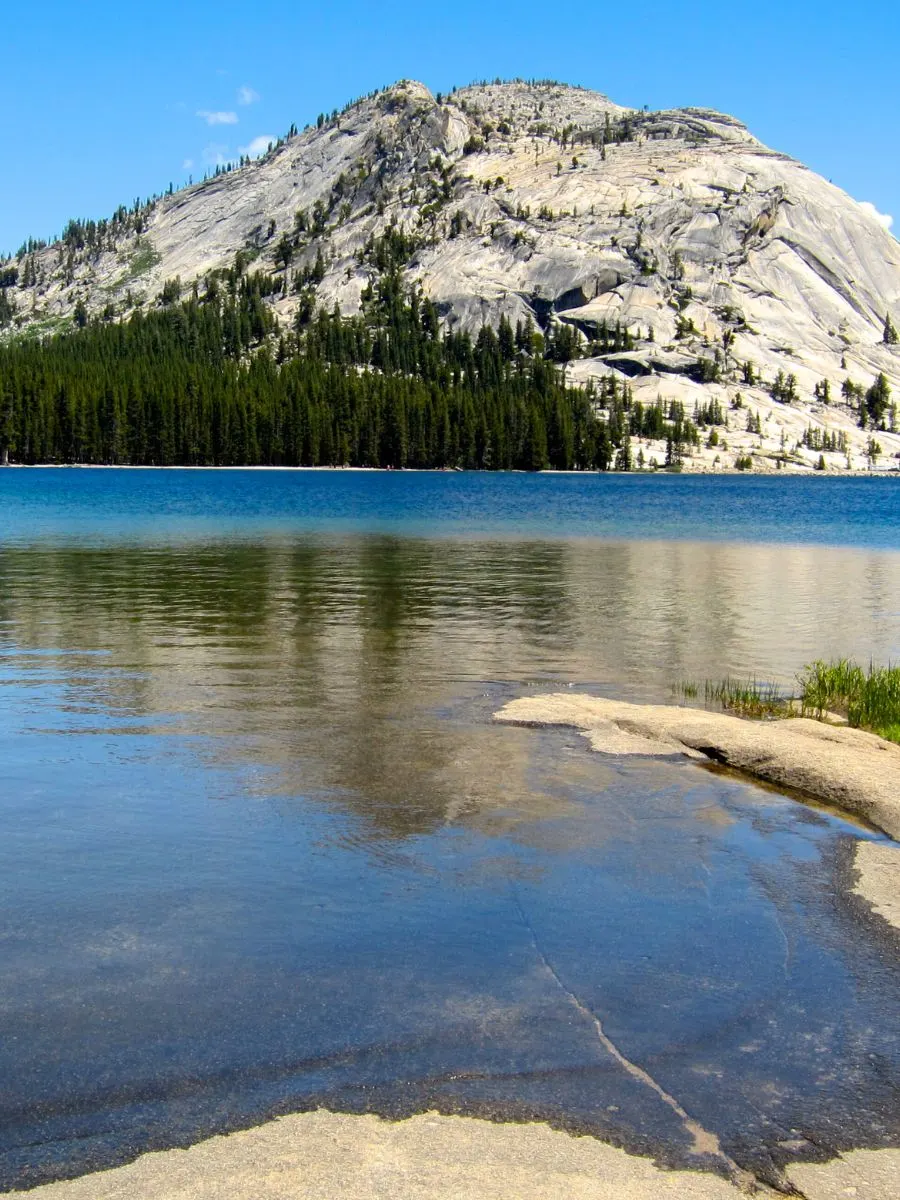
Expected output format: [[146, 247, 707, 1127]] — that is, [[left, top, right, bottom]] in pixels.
[[494, 693, 900, 841]]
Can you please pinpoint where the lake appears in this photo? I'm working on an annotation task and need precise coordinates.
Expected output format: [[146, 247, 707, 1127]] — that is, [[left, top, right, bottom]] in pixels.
[[1, 470, 899, 1190]]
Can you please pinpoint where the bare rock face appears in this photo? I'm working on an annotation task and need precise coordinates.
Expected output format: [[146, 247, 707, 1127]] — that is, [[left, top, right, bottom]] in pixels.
[[4, 78, 900, 471]]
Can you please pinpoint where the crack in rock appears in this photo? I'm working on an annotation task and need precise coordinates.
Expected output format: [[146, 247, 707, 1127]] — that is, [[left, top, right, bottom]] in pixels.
[[511, 890, 766, 1193]]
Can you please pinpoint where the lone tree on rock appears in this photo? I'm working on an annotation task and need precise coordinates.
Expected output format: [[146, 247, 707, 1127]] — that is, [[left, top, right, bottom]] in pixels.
[[274, 234, 294, 272], [884, 313, 899, 345]]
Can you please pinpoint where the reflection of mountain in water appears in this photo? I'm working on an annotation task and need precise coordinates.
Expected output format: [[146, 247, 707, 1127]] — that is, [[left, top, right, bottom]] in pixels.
[[2, 535, 900, 838]]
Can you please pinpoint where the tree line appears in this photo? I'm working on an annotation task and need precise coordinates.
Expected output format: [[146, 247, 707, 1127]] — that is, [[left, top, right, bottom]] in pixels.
[[0, 270, 601, 468], [0, 251, 709, 470]]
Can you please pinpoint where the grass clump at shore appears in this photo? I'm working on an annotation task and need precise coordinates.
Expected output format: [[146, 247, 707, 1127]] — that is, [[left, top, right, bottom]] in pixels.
[[797, 658, 864, 718], [703, 677, 789, 718], [676, 659, 900, 744], [673, 677, 790, 717], [798, 659, 900, 742]]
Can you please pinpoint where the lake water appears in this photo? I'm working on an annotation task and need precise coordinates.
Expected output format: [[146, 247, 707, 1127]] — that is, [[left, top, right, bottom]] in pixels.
[[1, 470, 899, 1190]]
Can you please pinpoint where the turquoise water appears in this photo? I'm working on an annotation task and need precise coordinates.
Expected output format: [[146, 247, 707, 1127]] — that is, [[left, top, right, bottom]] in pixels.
[[1, 470, 899, 1190]]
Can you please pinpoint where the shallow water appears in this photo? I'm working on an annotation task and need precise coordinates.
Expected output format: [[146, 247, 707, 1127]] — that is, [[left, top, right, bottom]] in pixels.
[[1, 471, 899, 1189]]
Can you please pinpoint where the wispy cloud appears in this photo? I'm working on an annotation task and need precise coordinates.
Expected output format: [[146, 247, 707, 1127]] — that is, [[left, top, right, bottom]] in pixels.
[[237, 85, 260, 106], [202, 143, 232, 167], [182, 158, 194, 170], [197, 109, 238, 126], [859, 200, 894, 231], [239, 134, 275, 158]]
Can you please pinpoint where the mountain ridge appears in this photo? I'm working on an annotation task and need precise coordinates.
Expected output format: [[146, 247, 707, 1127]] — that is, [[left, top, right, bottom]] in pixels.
[[3, 77, 900, 472]]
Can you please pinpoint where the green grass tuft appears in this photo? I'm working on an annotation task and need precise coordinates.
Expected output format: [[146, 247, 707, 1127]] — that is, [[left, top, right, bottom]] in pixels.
[[677, 659, 900, 744], [797, 659, 900, 742], [703, 677, 789, 719], [797, 658, 865, 718], [673, 680, 698, 699]]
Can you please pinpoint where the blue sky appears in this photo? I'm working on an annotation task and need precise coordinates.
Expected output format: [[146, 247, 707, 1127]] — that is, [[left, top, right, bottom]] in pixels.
[[1, 0, 897, 253]]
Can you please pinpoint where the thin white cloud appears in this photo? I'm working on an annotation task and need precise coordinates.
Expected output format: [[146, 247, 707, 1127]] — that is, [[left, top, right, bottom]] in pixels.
[[182, 158, 194, 170], [859, 200, 894, 231], [202, 143, 232, 167], [197, 109, 238, 126], [239, 134, 275, 158], [238, 86, 260, 106]]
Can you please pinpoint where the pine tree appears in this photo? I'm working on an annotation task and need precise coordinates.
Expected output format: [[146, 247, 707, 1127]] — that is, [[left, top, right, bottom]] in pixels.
[[274, 234, 294, 272], [883, 313, 898, 345], [498, 315, 515, 362], [865, 373, 892, 429]]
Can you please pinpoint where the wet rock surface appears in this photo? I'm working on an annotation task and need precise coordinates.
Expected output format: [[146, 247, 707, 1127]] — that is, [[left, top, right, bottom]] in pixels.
[[495, 693, 900, 839]]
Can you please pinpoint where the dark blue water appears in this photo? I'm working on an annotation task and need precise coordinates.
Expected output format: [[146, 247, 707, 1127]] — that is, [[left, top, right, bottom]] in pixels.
[[1, 470, 899, 1191], [1, 468, 900, 547]]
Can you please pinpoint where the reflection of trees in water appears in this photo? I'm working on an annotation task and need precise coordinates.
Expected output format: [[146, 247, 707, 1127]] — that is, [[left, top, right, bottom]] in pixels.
[[0, 538, 574, 641], [2, 538, 900, 837], [0, 540, 579, 838]]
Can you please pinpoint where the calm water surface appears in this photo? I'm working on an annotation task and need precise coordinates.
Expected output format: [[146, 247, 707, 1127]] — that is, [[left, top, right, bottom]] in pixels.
[[1, 471, 899, 1190]]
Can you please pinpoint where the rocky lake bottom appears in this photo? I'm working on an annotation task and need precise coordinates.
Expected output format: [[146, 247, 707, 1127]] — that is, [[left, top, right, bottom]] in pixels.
[[1, 470, 899, 1192]]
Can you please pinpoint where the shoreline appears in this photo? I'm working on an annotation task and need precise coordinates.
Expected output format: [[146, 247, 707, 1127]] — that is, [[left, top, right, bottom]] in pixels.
[[1, 462, 899, 475]]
